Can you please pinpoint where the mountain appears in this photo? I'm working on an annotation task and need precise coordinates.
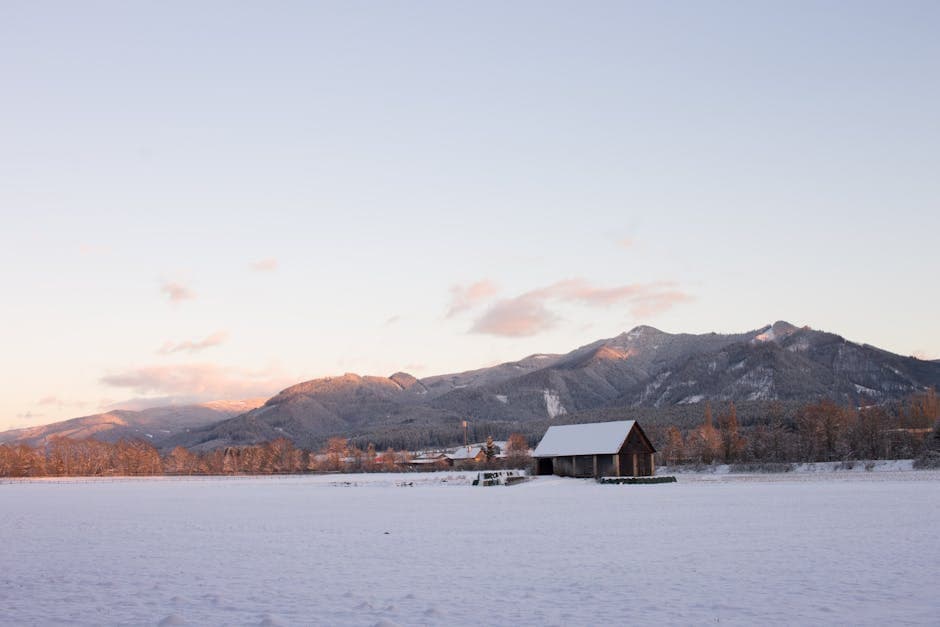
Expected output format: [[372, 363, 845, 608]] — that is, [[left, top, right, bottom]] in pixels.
[[168, 321, 940, 451], [0, 399, 266, 448]]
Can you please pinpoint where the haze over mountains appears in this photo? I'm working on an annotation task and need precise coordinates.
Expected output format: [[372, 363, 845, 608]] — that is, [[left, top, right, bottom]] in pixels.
[[0, 400, 265, 448], [5, 322, 939, 451]]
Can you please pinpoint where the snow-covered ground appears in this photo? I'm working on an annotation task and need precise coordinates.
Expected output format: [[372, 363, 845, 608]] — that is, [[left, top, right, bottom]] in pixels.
[[2, 470, 939, 626]]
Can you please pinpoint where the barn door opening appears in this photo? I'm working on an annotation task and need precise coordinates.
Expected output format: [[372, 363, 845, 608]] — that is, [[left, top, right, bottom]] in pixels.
[[536, 458, 554, 475]]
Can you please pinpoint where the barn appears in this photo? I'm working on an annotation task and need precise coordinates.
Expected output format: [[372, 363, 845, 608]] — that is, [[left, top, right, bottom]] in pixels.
[[532, 420, 656, 478]]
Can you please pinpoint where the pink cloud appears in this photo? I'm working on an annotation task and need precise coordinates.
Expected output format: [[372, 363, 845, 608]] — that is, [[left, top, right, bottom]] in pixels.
[[157, 331, 228, 355], [471, 294, 558, 337], [100, 363, 293, 401], [618, 237, 635, 249], [161, 281, 194, 303], [447, 280, 500, 317], [251, 258, 278, 272], [470, 278, 693, 337]]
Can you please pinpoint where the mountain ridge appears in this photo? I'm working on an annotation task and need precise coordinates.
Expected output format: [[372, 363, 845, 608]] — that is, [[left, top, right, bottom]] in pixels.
[[164, 321, 940, 450], [5, 322, 938, 451]]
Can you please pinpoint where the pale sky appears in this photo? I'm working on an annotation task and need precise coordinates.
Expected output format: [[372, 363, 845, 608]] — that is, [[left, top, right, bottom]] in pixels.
[[2, 1, 938, 430]]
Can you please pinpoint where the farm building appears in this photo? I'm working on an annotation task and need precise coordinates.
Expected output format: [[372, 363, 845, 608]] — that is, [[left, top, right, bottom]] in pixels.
[[446, 446, 486, 463], [532, 420, 656, 478]]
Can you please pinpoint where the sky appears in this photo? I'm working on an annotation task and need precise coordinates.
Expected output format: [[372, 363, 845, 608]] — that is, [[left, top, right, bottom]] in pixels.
[[1, 1, 938, 430]]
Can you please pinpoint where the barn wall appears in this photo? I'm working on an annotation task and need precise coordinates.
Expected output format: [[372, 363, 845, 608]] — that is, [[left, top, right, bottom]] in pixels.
[[573, 455, 594, 478], [596, 454, 616, 477], [548, 455, 597, 478], [552, 456, 575, 477], [622, 427, 654, 454], [618, 425, 655, 476]]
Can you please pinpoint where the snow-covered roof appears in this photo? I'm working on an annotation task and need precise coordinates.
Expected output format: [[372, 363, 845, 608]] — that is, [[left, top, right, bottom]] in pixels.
[[446, 447, 484, 460], [532, 420, 637, 457]]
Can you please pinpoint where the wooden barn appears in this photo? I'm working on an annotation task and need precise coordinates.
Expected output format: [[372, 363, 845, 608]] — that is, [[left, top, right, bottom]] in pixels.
[[532, 420, 656, 478]]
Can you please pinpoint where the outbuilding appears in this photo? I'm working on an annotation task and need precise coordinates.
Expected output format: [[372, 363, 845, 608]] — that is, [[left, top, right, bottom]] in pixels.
[[532, 420, 656, 478]]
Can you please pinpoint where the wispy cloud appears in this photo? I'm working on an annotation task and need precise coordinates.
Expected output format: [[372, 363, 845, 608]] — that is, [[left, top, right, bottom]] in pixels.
[[470, 278, 693, 337], [157, 331, 228, 355], [385, 315, 401, 326], [471, 294, 558, 337], [161, 281, 195, 303], [618, 237, 635, 249], [447, 279, 500, 317], [100, 363, 292, 403], [250, 258, 278, 272]]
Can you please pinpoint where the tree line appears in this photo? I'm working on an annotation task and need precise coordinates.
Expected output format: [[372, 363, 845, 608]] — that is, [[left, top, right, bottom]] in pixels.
[[0, 433, 533, 478], [654, 389, 939, 467]]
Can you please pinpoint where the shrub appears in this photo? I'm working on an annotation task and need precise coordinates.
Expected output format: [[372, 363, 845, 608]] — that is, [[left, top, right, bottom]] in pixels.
[[913, 450, 940, 470], [728, 462, 794, 474]]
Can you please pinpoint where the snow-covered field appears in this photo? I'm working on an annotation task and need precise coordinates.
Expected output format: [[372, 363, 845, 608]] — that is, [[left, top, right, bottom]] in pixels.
[[3, 469, 940, 626]]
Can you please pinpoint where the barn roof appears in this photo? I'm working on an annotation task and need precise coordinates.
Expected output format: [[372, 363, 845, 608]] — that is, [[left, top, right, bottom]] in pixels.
[[532, 420, 637, 457]]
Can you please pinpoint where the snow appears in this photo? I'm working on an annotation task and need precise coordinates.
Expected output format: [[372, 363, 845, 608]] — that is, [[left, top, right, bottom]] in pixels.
[[753, 326, 776, 343], [2, 471, 940, 626], [679, 394, 705, 404], [495, 394, 508, 404], [532, 420, 636, 457], [662, 459, 919, 477], [542, 389, 567, 418]]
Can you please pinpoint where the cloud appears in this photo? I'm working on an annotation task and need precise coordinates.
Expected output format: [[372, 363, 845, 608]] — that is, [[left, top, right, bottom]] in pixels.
[[385, 315, 401, 326], [618, 237, 635, 249], [157, 331, 228, 355], [99, 396, 210, 411], [447, 280, 500, 317], [100, 363, 293, 403], [471, 294, 559, 337], [251, 258, 278, 272], [470, 278, 693, 337], [161, 281, 194, 303]]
